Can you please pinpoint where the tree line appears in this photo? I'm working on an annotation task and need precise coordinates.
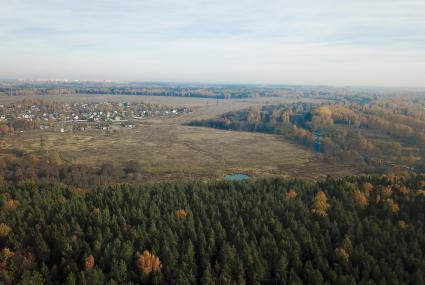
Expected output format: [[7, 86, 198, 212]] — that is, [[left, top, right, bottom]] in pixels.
[[189, 102, 425, 172]]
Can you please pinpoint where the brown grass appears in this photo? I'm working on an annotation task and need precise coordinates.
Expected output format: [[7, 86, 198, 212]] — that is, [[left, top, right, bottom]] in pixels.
[[1, 95, 358, 181]]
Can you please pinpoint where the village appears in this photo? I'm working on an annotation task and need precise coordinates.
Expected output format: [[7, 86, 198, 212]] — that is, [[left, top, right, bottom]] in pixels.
[[0, 100, 191, 134]]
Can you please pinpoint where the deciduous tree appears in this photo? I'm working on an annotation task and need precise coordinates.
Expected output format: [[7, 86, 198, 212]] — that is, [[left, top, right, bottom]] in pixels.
[[136, 250, 162, 275], [311, 191, 330, 216]]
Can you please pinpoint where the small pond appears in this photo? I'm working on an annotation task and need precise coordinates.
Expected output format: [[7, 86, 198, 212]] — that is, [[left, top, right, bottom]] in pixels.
[[224, 174, 250, 181]]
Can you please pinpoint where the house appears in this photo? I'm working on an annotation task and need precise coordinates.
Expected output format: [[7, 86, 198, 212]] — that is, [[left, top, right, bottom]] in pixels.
[[123, 122, 135, 129]]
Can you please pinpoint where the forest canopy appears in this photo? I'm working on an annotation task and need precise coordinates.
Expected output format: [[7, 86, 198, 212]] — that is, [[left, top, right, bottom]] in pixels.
[[0, 175, 424, 284]]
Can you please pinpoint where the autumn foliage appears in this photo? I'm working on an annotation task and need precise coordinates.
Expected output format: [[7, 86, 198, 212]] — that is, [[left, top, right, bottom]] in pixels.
[[362, 182, 374, 197], [335, 248, 349, 262], [0, 224, 11, 238], [315, 106, 332, 117], [0, 174, 424, 283], [3, 199, 19, 212], [398, 220, 408, 229], [353, 191, 368, 207], [58, 195, 67, 205], [398, 186, 410, 195], [382, 186, 393, 198], [311, 191, 330, 216], [194, 100, 425, 172], [136, 250, 162, 275], [85, 255, 95, 270], [176, 209, 188, 219], [386, 198, 400, 214], [91, 208, 101, 216], [70, 187, 90, 196], [0, 248, 14, 269], [285, 189, 298, 200]]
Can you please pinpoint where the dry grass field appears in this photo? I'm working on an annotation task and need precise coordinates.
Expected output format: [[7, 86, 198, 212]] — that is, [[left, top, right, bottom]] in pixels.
[[1, 95, 358, 181]]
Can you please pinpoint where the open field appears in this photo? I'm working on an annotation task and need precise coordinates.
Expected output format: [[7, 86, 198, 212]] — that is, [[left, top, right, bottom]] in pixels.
[[0, 93, 300, 106], [1, 95, 359, 181], [3, 124, 357, 181]]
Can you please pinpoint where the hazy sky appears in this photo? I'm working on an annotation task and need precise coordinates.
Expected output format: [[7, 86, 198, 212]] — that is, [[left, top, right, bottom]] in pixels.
[[1, 0, 425, 86]]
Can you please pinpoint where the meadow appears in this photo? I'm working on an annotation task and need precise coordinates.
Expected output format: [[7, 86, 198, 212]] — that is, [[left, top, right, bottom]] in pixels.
[[1, 95, 357, 181]]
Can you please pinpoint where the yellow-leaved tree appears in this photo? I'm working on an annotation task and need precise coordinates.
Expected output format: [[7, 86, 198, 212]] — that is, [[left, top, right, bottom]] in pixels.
[[0, 223, 11, 237], [335, 248, 349, 262], [4, 199, 19, 212], [386, 198, 400, 214], [398, 186, 410, 195], [176, 209, 188, 220], [136, 250, 162, 275], [362, 182, 374, 197], [311, 191, 330, 217], [335, 236, 352, 263], [0, 248, 14, 269], [398, 220, 408, 229], [85, 255, 95, 270], [353, 191, 368, 207]]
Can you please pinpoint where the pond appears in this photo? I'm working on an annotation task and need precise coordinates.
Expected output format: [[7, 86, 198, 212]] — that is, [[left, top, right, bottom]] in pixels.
[[224, 174, 250, 181]]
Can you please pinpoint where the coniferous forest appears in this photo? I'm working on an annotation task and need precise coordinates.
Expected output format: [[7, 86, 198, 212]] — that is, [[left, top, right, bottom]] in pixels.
[[1, 175, 425, 284], [3, 0, 425, 284]]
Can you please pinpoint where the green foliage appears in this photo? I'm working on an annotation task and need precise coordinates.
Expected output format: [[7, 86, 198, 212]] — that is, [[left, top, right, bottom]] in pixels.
[[0, 175, 424, 284]]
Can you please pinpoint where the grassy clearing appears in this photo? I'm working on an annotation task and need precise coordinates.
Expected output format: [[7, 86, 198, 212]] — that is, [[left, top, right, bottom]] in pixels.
[[1, 95, 358, 181], [5, 122, 328, 180]]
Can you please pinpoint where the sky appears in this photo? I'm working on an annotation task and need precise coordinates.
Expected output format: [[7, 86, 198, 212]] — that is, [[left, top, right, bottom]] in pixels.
[[1, 0, 425, 87]]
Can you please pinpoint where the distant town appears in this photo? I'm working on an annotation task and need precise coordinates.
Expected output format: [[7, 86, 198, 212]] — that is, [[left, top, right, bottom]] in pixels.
[[0, 100, 191, 134]]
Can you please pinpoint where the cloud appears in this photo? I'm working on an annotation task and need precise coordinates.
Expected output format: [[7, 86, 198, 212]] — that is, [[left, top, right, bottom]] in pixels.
[[0, 0, 424, 86]]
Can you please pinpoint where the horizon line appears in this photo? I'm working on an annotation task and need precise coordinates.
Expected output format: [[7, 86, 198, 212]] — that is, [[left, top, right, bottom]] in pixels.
[[1, 78, 425, 91]]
